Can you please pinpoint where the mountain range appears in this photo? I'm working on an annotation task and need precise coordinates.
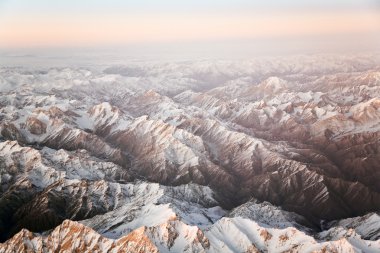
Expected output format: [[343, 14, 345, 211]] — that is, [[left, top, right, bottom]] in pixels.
[[0, 54, 380, 252]]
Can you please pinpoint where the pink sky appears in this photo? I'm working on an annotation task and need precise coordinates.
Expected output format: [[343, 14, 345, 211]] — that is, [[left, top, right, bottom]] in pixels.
[[0, 0, 379, 60], [0, 9, 379, 48]]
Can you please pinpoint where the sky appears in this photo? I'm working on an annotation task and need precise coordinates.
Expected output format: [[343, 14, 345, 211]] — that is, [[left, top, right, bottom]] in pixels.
[[0, 0, 379, 58]]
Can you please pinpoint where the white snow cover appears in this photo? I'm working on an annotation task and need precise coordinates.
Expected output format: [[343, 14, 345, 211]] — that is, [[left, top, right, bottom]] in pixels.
[[1, 53, 380, 252]]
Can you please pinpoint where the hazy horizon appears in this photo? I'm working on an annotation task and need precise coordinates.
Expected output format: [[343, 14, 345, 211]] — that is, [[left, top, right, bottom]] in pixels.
[[1, 0, 379, 60]]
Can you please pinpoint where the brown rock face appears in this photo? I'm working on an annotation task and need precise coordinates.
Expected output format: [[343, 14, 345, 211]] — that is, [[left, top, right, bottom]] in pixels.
[[0, 220, 117, 253], [26, 117, 47, 135], [0, 123, 24, 142], [260, 229, 273, 241], [1, 57, 380, 251]]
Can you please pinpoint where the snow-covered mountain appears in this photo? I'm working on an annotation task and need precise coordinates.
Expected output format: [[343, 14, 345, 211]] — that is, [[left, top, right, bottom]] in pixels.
[[0, 53, 380, 252]]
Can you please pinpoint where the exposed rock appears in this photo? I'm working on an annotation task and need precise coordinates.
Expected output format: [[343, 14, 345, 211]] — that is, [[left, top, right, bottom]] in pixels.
[[26, 117, 47, 135]]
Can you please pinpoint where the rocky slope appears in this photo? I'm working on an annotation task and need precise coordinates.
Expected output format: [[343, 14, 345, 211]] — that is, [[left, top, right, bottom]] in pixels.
[[0, 54, 380, 252]]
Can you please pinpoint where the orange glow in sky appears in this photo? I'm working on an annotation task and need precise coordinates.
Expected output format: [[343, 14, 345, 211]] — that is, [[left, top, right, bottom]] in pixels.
[[0, 9, 379, 48]]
